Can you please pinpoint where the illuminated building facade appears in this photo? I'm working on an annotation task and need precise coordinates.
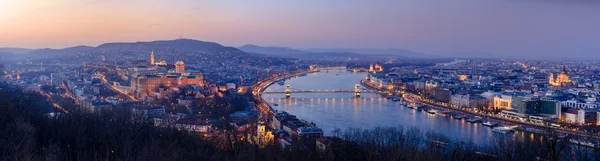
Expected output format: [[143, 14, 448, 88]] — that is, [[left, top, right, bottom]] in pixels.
[[175, 61, 185, 73], [374, 63, 383, 72], [149, 50, 167, 66], [368, 63, 383, 73], [131, 52, 204, 98], [549, 66, 571, 86]]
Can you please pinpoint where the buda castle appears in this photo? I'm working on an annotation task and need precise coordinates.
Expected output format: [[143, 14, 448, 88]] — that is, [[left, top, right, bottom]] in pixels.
[[130, 51, 204, 98]]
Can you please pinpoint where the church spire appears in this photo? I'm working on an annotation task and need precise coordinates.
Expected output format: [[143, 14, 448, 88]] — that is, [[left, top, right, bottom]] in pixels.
[[150, 50, 155, 65]]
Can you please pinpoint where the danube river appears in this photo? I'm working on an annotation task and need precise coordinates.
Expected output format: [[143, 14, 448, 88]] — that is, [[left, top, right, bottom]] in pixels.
[[262, 70, 517, 144]]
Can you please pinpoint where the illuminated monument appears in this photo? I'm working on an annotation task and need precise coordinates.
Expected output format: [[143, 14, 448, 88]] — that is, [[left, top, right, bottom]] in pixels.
[[549, 66, 571, 87], [368, 63, 384, 73], [374, 62, 383, 72], [149, 50, 167, 66], [175, 61, 185, 73], [150, 50, 155, 65]]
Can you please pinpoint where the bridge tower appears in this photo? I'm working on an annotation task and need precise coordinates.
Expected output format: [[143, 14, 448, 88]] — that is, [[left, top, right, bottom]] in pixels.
[[285, 85, 291, 98], [354, 84, 361, 97]]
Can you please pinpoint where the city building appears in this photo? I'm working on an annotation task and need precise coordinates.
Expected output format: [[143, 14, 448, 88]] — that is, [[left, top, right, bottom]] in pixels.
[[564, 109, 585, 124], [132, 104, 166, 119], [549, 66, 571, 86], [174, 118, 211, 133], [130, 52, 204, 99], [50, 73, 62, 86], [561, 99, 598, 109], [272, 111, 323, 143], [451, 94, 488, 108], [511, 96, 541, 115], [368, 63, 383, 73], [540, 98, 561, 118], [374, 62, 383, 72], [432, 88, 451, 103], [493, 94, 513, 110]]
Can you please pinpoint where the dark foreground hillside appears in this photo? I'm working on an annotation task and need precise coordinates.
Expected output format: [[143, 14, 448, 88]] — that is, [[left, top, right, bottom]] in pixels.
[[0, 83, 599, 161]]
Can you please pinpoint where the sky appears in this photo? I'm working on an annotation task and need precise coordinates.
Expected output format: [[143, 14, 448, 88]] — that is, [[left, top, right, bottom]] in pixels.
[[1, 0, 599, 59]]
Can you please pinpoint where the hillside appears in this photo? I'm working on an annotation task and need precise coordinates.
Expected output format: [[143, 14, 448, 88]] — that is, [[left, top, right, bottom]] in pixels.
[[98, 39, 241, 53]]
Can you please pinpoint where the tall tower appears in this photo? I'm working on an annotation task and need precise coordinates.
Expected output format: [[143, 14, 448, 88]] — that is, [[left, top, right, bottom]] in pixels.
[[150, 50, 155, 65], [175, 61, 185, 73], [239, 75, 244, 86]]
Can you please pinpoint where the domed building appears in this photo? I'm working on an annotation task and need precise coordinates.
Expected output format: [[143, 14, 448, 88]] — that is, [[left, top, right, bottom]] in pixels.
[[549, 66, 571, 87], [374, 63, 383, 72]]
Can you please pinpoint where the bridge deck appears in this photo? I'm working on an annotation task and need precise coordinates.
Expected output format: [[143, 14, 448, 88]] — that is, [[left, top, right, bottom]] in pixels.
[[262, 90, 380, 94]]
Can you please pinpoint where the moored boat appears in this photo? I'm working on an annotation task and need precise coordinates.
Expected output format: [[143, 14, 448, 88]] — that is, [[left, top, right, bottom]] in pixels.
[[438, 111, 450, 117], [453, 114, 467, 119], [408, 104, 419, 110], [427, 109, 438, 114], [467, 116, 483, 123], [492, 126, 514, 134], [483, 121, 498, 127]]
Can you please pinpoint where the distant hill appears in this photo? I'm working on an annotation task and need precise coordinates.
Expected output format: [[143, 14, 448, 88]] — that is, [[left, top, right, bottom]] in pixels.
[[238, 44, 308, 56], [1, 39, 242, 63], [305, 48, 426, 58], [237, 44, 420, 60], [238, 44, 368, 59], [30, 45, 95, 54], [0, 48, 34, 54], [98, 39, 241, 53]]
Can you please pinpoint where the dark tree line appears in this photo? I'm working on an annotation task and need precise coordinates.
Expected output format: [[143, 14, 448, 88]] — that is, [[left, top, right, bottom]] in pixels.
[[2, 83, 600, 161]]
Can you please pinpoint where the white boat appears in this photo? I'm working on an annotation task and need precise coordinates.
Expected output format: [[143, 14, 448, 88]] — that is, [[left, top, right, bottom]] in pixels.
[[408, 104, 419, 109], [492, 126, 514, 134], [427, 109, 438, 114], [483, 121, 498, 127], [466, 116, 482, 123]]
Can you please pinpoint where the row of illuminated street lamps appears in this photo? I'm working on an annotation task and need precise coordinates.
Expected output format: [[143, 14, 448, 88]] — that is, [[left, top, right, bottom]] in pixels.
[[96, 72, 138, 101]]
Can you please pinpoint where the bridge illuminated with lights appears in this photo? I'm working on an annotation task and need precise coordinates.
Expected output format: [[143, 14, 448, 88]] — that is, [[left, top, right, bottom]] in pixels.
[[259, 84, 385, 98], [261, 89, 380, 94]]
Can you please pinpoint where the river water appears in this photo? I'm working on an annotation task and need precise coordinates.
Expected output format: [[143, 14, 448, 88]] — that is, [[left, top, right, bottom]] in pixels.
[[262, 70, 530, 144]]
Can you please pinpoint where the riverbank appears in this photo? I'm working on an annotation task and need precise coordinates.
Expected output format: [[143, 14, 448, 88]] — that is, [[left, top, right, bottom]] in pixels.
[[252, 70, 319, 117], [362, 77, 600, 139]]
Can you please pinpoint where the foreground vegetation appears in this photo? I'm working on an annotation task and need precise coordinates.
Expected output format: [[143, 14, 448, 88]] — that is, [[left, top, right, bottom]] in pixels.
[[1, 83, 600, 161]]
